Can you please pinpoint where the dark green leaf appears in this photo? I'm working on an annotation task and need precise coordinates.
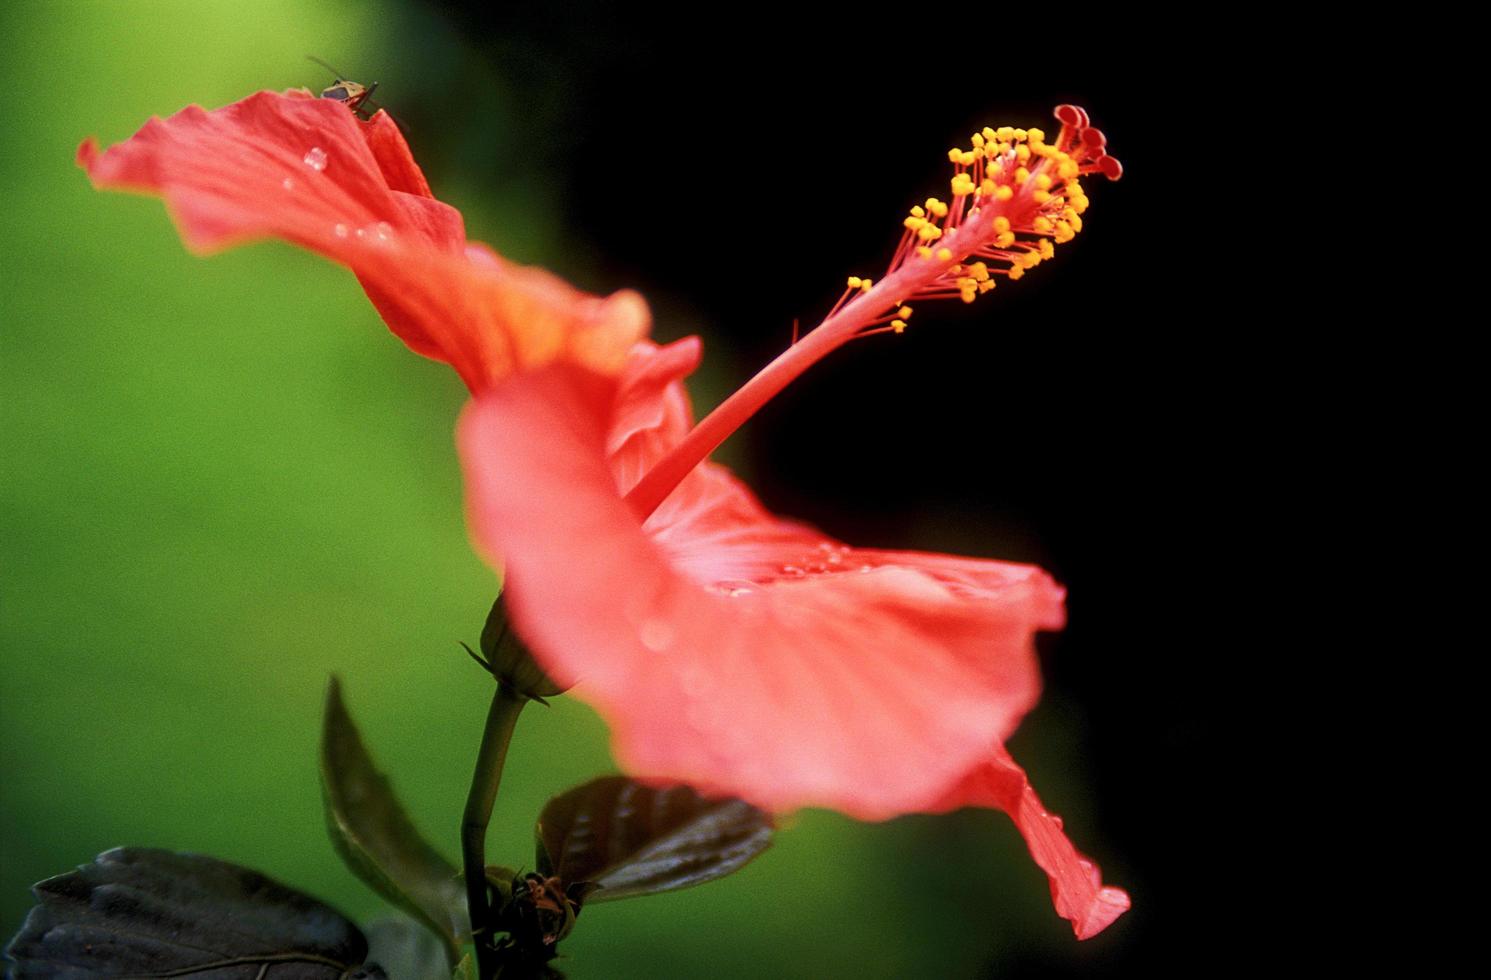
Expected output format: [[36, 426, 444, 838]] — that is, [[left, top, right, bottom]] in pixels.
[[3, 847, 384, 979], [535, 777, 773, 904], [363, 917, 450, 980], [321, 677, 466, 962], [451, 954, 475, 980]]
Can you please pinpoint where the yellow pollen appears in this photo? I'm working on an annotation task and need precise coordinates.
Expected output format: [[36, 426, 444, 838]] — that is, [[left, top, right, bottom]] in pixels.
[[1014, 166, 1031, 184], [997, 126, 1014, 140], [904, 216, 928, 231], [969, 261, 989, 281], [1015, 144, 1031, 163], [891, 319, 907, 333], [916, 245, 933, 258], [1035, 173, 1054, 190], [970, 133, 985, 149], [1032, 215, 1054, 233], [978, 279, 995, 293], [994, 185, 1013, 202], [859, 277, 874, 293], [951, 173, 976, 196], [982, 126, 997, 142], [910, 205, 926, 218], [959, 150, 977, 166], [917, 225, 943, 242], [947, 148, 962, 163], [1032, 189, 1052, 204], [1027, 127, 1046, 144], [935, 247, 952, 261], [897, 306, 913, 318], [925, 198, 949, 218], [992, 216, 1011, 234], [1053, 220, 1074, 243], [1012, 128, 1027, 142], [995, 231, 1015, 248], [980, 178, 997, 195], [1007, 265, 1024, 281], [1038, 239, 1054, 259]]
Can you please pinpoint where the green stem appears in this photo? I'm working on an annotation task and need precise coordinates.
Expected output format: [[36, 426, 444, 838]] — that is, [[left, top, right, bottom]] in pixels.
[[462, 683, 527, 980]]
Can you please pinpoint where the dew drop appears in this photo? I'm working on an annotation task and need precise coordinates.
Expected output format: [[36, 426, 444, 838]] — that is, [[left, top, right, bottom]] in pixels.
[[640, 618, 675, 652], [333, 223, 348, 238], [374, 221, 394, 241], [302, 146, 328, 171]]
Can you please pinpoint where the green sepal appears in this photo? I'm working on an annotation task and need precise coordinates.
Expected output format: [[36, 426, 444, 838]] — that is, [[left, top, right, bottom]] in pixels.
[[477, 595, 567, 701]]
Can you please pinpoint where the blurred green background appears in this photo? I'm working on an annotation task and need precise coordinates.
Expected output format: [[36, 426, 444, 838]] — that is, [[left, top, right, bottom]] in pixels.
[[1, 2, 1139, 975]]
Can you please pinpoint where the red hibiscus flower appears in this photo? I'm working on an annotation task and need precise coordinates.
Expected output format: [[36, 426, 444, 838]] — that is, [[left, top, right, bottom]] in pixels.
[[80, 93, 1128, 938]]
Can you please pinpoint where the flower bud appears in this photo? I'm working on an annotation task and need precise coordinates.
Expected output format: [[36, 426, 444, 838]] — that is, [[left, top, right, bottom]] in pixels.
[[475, 595, 569, 700]]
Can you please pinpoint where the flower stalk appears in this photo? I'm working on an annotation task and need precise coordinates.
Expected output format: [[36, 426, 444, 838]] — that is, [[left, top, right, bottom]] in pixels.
[[461, 683, 528, 980]]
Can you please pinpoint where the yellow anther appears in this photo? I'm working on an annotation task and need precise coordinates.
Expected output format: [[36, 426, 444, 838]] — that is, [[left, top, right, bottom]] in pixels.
[[1015, 143, 1031, 162], [891, 319, 907, 333], [1027, 127, 1046, 144], [948, 148, 963, 163], [917, 224, 943, 242], [1014, 166, 1031, 184], [1038, 239, 1054, 259], [978, 279, 995, 293], [995, 231, 1015, 248], [959, 150, 977, 166], [1016, 250, 1041, 269], [992, 216, 1011, 234], [969, 261, 989, 281], [982, 127, 997, 142], [956, 276, 974, 289], [916, 245, 933, 259], [1067, 212, 1084, 233], [996, 126, 1014, 141], [1012, 128, 1027, 142], [1007, 264, 1024, 281], [925, 198, 949, 218], [951, 173, 976, 196], [910, 205, 926, 218], [960, 291, 976, 305], [994, 185, 1013, 202], [935, 247, 952, 261], [1035, 173, 1054, 190], [950, 264, 964, 275], [1059, 159, 1080, 179], [1053, 220, 1074, 243], [859, 277, 874, 293], [970, 133, 985, 149], [847, 276, 863, 289], [1072, 193, 1090, 213], [904, 216, 928, 231], [980, 178, 997, 195], [1068, 179, 1085, 197], [1032, 215, 1054, 233], [897, 306, 913, 318], [1032, 189, 1052, 204]]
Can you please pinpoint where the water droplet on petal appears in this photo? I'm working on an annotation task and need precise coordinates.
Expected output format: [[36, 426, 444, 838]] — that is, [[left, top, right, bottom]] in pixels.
[[281, 177, 295, 191], [333, 223, 348, 238], [302, 146, 328, 171], [640, 618, 675, 652], [374, 221, 394, 241]]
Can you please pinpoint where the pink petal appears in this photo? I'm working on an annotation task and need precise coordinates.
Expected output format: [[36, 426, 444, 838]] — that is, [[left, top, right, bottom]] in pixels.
[[79, 90, 647, 389], [929, 746, 1131, 939], [459, 358, 1063, 821]]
